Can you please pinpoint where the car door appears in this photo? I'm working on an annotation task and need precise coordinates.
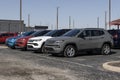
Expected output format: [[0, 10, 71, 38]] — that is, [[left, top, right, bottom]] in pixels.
[[90, 30, 105, 48], [77, 30, 93, 50]]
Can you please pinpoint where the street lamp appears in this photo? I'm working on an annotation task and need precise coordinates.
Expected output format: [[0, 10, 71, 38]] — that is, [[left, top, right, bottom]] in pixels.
[[69, 16, 71, 29], [20, 0, 22, 32], [97, 17, 99, 28], [109, 0, 111, 29], [56, 7, 59, 30]]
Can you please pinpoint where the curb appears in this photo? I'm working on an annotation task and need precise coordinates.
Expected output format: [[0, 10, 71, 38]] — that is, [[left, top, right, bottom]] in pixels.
[[103, 61, 120, 73]]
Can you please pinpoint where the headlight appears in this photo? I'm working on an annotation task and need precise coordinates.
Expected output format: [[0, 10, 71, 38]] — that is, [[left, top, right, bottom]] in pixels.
[[22, 38, 26, 41], [11, 39, 15, 41]]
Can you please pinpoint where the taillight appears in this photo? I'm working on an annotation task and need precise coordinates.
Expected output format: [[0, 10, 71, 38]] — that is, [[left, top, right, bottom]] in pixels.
[[113, 34, 118, 39]]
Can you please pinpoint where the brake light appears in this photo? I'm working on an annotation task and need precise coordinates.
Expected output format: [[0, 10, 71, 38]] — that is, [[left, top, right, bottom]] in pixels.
[[113, 34, 118, 39]]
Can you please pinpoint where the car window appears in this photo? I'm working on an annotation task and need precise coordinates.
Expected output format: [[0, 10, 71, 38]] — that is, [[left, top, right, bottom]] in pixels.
[[62, 29, 81, 37], [78, 30, 91, 37], [22, 31, 35, 36], [2, 33, 9, 36], [91, 30, 104, 36], [99, 30, 105, 35], [9, 33, 14, 36], [53, 29, 70, 37], [108, 30, 117, 36]]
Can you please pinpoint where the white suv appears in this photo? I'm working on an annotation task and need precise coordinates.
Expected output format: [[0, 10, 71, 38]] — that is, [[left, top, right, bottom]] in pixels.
[[27, 29, 70, 52]]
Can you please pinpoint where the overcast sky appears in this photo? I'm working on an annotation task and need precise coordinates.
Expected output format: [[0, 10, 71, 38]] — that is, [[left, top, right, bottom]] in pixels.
[[0, 0, 120, 29]]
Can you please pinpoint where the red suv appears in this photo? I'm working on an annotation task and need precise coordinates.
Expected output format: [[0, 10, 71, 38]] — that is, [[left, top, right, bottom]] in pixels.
[[0, 32, 18, 43], [15, 30, 50, 50]]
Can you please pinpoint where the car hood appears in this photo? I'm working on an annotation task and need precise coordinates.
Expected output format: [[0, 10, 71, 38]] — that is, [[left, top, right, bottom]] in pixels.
[[29, 36, 52, 40]]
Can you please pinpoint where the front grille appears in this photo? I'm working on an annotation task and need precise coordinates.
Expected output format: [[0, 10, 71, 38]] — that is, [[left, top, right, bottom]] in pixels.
[[27, 45, 33, 48]]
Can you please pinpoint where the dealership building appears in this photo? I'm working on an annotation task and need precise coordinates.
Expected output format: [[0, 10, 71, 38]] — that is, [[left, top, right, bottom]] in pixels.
[[0, 19, 48, 32]]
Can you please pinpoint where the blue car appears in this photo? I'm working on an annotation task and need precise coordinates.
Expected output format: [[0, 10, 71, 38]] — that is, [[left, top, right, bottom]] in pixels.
[[6, 31, 35, 49]]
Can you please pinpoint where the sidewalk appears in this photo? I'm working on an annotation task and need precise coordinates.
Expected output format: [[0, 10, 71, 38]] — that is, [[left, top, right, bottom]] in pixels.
[[103, 61, 120, 73]]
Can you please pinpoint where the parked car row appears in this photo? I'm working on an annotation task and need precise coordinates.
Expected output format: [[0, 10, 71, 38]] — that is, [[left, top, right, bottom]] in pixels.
[[0, 32, 18, 43], [6, 31, 36, 49], [5, 28, 114, 57]]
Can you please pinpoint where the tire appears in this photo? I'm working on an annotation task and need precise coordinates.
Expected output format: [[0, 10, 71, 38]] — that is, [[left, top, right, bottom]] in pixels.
[[41, 44, 45, 53], [101, 44, 111, 55], [22, 47, 27, 51], [64, 45, 76, 57], [10, 46, 15, 49]]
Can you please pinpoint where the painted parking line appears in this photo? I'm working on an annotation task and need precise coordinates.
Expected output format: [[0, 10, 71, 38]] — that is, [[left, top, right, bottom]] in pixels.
[[0, 46, 8, 48], [37, 55, 93, 68], [74, 58, 86, 61]]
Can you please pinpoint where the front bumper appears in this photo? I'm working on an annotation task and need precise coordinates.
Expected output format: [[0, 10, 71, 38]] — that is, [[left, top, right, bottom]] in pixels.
[[44, 45, 63, 53], [27, 42, 41, 50], [15, 41, 26, 49], [7, 41, 15, 47]]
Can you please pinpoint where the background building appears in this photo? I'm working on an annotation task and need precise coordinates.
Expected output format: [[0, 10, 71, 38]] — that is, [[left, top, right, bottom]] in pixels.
[[0, 20, 49, 32], [0, 20, 25, 32]]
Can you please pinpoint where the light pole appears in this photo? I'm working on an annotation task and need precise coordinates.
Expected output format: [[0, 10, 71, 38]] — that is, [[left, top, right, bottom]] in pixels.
[[28, 14, 30, 27], [20, 0, 22, 32], [97, 17, 99, 28], [56, 7, 59, 30], [69, 16, 71, 29], [109, 0, 111, 29], [73, 19, 75, 29], [105, 11, 107, 30]]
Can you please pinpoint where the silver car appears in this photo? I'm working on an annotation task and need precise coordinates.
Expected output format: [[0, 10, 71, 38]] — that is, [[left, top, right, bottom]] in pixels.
[[44, 28, 114, 57]]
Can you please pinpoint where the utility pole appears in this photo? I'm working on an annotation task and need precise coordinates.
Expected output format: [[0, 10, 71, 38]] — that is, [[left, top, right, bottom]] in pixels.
[[20, 0, 22, 32], [73, 19, 75, 29], [56, 7, 59, 30], [105, 11, 107, 30], [97, 17, 99, 28], [109, 0, 111, 29], [28, 14, 30, 27], [69, 16, 71, 29]]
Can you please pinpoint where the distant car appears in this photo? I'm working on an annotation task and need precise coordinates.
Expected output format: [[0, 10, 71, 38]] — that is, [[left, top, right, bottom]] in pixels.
[[6, 31, 35, 49], [44, 28, 113, 57], [108, 30, 120, 47], [0, 32, 18, 43], [27, 29, 71, 52], [15, 30, 51, 50]]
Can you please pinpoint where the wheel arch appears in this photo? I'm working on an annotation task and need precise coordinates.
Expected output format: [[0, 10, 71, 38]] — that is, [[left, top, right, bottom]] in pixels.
[[102, 41, 112, 48], [64, 43, 78, 51]]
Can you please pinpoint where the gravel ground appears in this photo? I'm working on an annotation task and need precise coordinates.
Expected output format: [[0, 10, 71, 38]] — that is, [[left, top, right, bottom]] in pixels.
[[0, 48, 78, 80], [0, 45, 120, 80]]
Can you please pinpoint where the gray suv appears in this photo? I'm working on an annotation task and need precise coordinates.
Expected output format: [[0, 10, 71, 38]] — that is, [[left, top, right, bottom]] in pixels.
[[44, 28, 113, 57]]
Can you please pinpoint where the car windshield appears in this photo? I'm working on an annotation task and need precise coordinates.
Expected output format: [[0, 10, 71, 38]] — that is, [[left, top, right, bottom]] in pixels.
[[22, 31, 35, 36], [108, 30, 120, 37], [44, 29, 70, 37], [44, 30, 58, 36], [62, 29, 81, 37], [31, 30, 50, 37]]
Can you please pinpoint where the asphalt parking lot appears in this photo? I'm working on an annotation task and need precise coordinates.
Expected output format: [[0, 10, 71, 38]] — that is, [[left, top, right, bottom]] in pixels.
[[0, 45, 120, 80]]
